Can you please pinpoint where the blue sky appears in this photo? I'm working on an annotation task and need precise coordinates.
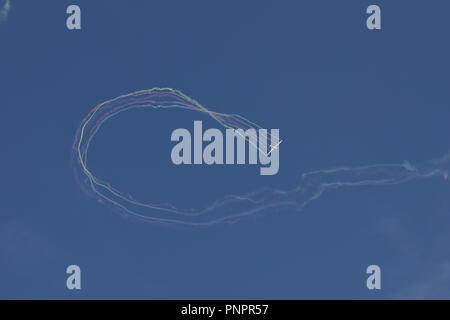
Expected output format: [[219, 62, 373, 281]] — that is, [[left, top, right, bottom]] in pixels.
[[1, 0, 450, 299]]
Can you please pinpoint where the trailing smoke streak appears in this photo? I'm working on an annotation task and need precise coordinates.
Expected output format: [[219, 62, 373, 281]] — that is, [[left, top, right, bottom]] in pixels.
[[72, 88, 450, 225]]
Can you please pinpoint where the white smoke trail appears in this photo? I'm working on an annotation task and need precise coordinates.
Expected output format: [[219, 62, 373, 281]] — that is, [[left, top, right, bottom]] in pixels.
[[0, 0, 11, 23]]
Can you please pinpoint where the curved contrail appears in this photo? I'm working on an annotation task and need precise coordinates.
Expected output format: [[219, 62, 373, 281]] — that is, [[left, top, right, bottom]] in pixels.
[[72, 88, 450, 226]]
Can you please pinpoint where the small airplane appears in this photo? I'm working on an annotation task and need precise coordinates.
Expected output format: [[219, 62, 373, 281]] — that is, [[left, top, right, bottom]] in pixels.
[[267, 140, 283, 156]]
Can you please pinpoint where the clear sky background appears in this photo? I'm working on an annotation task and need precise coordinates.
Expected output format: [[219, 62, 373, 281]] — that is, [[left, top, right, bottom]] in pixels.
[[1, 0, 450, 299]]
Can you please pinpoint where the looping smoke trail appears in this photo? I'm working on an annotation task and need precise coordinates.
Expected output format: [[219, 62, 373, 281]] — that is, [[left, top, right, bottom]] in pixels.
[[72, 88, 450, 226]]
